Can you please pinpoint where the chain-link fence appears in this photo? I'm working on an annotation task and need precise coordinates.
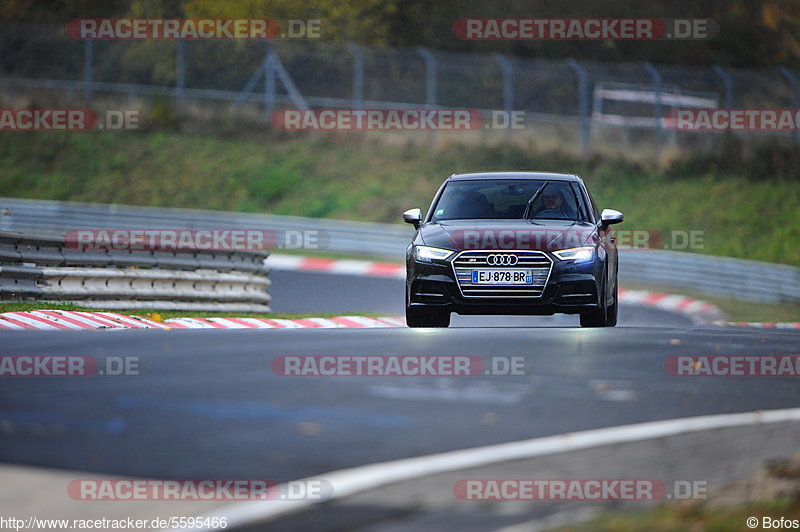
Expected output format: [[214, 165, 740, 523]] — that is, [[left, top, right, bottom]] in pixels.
[[1, 23, 798, 152]]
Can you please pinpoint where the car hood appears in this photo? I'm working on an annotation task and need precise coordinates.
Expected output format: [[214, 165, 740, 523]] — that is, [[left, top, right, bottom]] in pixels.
[[418, 219, 599, 252]]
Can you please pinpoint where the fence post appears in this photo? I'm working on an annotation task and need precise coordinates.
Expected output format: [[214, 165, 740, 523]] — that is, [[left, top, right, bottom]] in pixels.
[[644, 62, 662, 155], [712, 65, 733, 109], [712, 65, 734, 151], [416, 47, 437, 107], [235, 51, 270, 108], [83, 39, 93, 103], [346, 42, 364, 110], [494, 54, 514, 138], [780, 67, 798, 144], [567, 59, 589, 155], [175, 39, 185, 107], [264, 47, 276, 123]]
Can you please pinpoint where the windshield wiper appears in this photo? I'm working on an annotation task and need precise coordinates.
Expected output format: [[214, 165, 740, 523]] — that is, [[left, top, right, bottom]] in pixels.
[[522, 181, 549, 219]]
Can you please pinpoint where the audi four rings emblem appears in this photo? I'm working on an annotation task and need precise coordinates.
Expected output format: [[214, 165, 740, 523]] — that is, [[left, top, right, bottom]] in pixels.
[[486, 254, 519, 266]]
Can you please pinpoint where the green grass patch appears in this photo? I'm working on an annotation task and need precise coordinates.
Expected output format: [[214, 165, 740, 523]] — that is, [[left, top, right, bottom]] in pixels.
[[0, 302, 102, 313]]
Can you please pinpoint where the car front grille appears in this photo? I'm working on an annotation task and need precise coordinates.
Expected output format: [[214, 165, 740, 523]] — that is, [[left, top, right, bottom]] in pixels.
[[452, 250, 552, 298]]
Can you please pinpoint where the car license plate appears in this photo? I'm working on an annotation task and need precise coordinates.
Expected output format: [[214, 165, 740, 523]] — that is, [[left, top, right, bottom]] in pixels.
[[471, 269, 533, 285]]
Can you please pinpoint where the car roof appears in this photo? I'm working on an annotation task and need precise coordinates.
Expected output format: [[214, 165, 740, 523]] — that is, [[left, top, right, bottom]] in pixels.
[[447, 172, 581, 182]]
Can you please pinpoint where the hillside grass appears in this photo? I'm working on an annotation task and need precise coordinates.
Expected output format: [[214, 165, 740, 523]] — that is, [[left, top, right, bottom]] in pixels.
[[0, 131, 798, 266]]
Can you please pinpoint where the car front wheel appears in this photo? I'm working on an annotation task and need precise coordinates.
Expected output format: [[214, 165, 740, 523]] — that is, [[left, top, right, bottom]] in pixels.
[[580, 271, 617, 328], [605, 281, 618, 327]]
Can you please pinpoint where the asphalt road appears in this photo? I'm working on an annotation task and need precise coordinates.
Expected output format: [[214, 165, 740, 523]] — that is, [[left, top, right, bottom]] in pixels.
[[1, 270, 799, 531], [1, 324, 799, 480]]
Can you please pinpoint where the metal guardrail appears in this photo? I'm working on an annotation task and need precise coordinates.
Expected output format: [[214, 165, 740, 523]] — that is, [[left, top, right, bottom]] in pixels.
[[0, 228, 271, 312], [0, 197, 409, 258], [618, 249, 800, 305], [1, 197, 799, 305]]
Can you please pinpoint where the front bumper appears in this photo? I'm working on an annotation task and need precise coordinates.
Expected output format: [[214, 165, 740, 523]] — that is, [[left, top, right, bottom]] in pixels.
[[407, 253, 603, 315]]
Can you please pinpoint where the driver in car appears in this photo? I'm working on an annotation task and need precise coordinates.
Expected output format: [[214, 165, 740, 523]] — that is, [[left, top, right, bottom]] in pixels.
[[536, 188, 576, 219]]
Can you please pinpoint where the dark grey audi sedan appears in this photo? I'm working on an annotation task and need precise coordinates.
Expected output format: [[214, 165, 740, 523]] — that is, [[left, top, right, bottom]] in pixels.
[[403, 172, 624, 328]]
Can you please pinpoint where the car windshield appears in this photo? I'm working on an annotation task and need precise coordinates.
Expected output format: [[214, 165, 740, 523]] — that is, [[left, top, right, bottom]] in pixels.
[[429, 179, 582, 222]]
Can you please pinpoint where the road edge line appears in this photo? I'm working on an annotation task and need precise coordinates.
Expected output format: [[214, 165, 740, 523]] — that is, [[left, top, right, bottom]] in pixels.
[[166, 406, 800, 531]]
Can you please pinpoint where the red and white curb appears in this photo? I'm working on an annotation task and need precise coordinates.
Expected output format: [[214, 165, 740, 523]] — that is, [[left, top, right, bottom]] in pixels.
[[714, 321, 800, 330], [267, 254, 404, 278], [618, 290, 799, 329], [616, 288, 726, 325], [0, 311, 405, 331]]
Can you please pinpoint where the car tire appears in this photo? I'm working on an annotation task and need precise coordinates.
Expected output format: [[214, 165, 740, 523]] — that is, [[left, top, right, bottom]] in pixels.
[[580, 269, 615, 328], [406, 306, 451, 328], [605, 280, 618, 327]]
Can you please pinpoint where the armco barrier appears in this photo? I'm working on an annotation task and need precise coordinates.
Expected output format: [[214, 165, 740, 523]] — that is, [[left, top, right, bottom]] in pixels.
[[2, 197, 799, 305], [0, 230, 271, 312], [618, 249, 800, 305], [0, 197, 407, 258]]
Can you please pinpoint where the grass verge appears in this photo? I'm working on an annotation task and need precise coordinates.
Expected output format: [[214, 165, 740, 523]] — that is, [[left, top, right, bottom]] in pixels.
[[1, 131, 798, 266]]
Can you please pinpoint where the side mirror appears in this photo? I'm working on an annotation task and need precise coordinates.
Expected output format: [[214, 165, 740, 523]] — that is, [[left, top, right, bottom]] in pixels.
[[403, 208, 422, 229], [600, 209, 624, 226]]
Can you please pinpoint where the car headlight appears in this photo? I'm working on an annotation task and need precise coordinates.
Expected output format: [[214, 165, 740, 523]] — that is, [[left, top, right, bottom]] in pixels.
[[414, 245, 453, 262], [553, 246, 594, 262]]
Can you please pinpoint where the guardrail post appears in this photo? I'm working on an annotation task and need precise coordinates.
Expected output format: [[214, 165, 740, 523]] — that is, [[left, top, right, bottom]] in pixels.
[[780, 67, 798, 144], [567, 59, 590, 155], [644, 62, 662, 156], [712, 65, 733, 109], [83, 39, 93, 103], [347, 42, 364, 110], [416, 47, 437, 107], [175, 39, 185, 107]]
